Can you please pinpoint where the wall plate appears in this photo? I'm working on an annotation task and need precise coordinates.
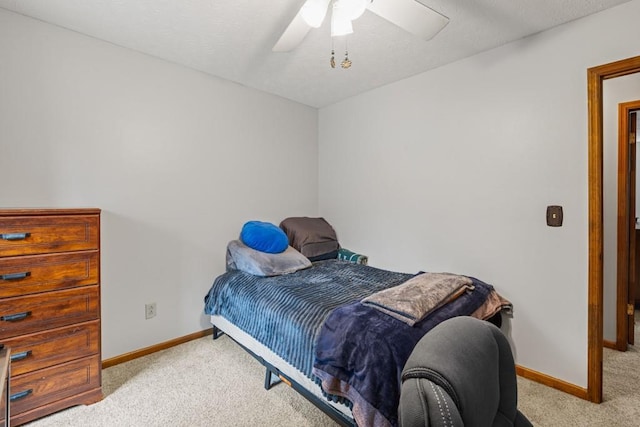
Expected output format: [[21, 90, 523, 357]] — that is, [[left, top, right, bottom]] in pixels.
[[547, 205, 563, 227]]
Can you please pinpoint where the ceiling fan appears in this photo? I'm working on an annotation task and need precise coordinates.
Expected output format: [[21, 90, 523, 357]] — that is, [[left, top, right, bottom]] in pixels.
[[272, 0, 449, 52]]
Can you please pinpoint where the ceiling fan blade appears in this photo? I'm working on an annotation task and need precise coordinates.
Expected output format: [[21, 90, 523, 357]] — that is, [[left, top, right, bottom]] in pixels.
[[367, 0, 449, 41], [273, 10, 312, 52]]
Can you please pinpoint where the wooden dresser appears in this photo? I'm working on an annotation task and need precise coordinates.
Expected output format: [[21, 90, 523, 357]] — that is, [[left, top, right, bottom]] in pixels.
[[0, 208, 102, 425], [0, 347, 10, 427]]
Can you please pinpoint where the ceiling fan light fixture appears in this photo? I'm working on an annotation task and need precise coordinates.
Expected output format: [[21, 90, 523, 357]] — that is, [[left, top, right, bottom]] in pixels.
[[331, 1, 354, 37], [274, 0, 448, 53], [341, 0, 369, 21], [300, 0, 331, 28]]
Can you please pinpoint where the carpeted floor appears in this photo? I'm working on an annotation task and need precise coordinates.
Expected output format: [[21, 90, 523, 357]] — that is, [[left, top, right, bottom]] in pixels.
[[26, 334, 332, 427], [25, 316, 640, 427]]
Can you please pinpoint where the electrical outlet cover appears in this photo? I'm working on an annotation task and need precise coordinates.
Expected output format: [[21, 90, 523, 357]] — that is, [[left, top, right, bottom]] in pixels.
[[145, 303, 157, 319]]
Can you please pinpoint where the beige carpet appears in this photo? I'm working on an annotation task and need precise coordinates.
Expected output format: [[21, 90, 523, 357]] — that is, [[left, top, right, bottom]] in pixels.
[[25, 317, 640, 427], [25, 334, 331, 427]]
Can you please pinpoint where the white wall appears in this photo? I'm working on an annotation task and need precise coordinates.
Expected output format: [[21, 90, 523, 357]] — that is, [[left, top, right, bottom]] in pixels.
[[603, 75, 640, 342], [0, 9, 318, 359], [319, 0, 640, 387]]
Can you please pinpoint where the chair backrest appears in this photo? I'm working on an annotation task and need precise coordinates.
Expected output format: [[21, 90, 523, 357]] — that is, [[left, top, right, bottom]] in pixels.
[[399, 316, 532, 427]]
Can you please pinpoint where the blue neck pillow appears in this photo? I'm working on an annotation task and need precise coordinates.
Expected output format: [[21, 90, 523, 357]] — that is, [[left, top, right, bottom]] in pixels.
[[240, 221, 289, 254]]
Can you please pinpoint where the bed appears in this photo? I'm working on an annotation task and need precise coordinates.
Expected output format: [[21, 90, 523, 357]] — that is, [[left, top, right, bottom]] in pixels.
[[203, 250, 511, 427]]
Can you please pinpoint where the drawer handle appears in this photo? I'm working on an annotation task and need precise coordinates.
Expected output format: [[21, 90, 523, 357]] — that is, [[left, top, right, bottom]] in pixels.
[[0, 233, 31, 241], [0, 311, 32, 322], [10, 350, 32, 362], [10, 389, 33, 402], [0, 272, 31, 280]]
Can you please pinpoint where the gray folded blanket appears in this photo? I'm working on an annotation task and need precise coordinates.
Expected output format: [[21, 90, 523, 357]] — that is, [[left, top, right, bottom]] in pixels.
[[361, 272, 474, 326]]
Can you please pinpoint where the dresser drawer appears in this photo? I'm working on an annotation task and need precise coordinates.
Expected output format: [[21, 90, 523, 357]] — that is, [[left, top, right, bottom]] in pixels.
[[0, 286, 99, 340], [2, 321, 99, 376], [10, 354, 101, 416], [0, 251, 99, 298], [0, 215, 99, 257]]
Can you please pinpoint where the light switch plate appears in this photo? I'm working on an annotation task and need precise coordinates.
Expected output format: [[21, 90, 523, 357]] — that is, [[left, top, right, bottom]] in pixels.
[[547, 205, 563, 227]]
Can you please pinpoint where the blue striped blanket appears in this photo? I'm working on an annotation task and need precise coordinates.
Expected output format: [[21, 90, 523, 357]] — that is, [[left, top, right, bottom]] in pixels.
[[203, 259, 412, 378]]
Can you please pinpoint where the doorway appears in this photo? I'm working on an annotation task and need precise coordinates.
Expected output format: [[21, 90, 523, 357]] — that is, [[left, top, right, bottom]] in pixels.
[[616, 103, 640, 351], [587, 55, 640, 403]]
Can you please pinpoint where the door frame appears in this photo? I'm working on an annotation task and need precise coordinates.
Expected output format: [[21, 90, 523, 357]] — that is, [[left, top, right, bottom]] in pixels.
[[616, 102, 640, 350], [587, 55, 640, 403]]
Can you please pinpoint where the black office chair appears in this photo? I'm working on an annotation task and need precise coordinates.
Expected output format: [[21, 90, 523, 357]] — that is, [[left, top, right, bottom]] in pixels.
[[399, 316, 532, 427]]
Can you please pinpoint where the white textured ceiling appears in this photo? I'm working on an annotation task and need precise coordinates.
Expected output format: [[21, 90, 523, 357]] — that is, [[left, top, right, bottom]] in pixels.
[[0, 0, 633, 107]]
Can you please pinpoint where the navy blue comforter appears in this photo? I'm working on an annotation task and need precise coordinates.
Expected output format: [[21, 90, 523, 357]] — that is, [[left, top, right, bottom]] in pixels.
[[312, 277, 492, 427]]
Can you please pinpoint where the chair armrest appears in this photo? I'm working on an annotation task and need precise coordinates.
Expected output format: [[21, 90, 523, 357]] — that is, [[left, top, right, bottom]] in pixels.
[[337, 248, 368, 265]]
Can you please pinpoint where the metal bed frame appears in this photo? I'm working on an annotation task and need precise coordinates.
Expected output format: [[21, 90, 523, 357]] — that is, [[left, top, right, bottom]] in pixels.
[[212, 325, 356, 427]]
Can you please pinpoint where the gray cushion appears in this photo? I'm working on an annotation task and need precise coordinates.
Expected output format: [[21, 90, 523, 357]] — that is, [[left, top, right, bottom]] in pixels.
[[225, 239, 311, 277]]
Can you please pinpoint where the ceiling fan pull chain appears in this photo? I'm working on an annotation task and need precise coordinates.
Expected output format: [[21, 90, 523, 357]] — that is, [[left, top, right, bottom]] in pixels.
[[330, 38, 336, 68], [341, 37, 352, 69], [341, 50, 352, 69], [329, 36, 337, 69]]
